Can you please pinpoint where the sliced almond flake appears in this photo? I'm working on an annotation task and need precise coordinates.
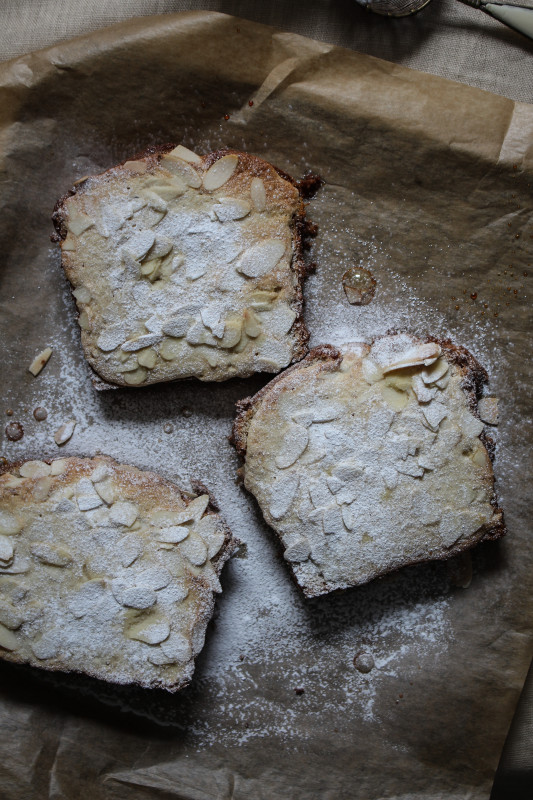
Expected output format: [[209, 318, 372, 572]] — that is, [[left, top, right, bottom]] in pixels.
[[67, 208, 94, 236], [161, 631, 192, 662], [275, 424, 309, 469], [323, 506, 346, 535], [127, 617, 170, 645], [250, 177, 267, 211], [140, 190, 168, 213], [186, 320, 217, 346], [50, 459, 67, 476], [478, 397, 499, 426], [118, 534, 143, 567], [203, 154, 239, 191], [249, 290, 277, 311], [123, 367, 148, 385], [421, 401, 448, 431], [29, 347, 53, 376], [19, 461, 51, 479], [243, 309, 261, 338], [171, 494, 210, 526], [185, 260, 208, 280], [206, 530, 226, 560], [72, 286, 91, 304], [180, 536, 208, 566], [436, 372, 451, 390], [31, 541, 72, 566], [284, 537, 311, 563], [213, 198, 251, 222], [382, 343, 441, 373], [127, 230, 156, 260], [270, 472, 300, 520], [0, 624, 18, 651], [77, 491, 104, 512], [162, 155, 202, 187], [31, 632, 59, 660], [293, 402, 343, 428], [396, 460, 425, 478], [309, 480, 333, 508], [118, 586, 157, 610], [412, 374, 438, 403], [162, 314, 193, 338], [157, 525, 190, 544], [341, 506, 354, 530], [97, 325, 126, 352], [260, 304, 297, 337], [137, 348, 157, 369], [123, 160, 148, 173], [121, 333, 162, 352], [361, 357, 383, 384], [217, 317, 243, 349], [148, 181, 186, 201], [460, 412, 485, 439], [109, 501, 138, 527], [167, 145, 202, 164], [0, 512, 23, 535], [62, 234, 77, 251], [200, 302, 226, 338], [326, 475, 344, 494], [54, 419, 76, 446], [236, 239, 286, 278], [421, 357, 449, 385], [0, 537, 14, 564]]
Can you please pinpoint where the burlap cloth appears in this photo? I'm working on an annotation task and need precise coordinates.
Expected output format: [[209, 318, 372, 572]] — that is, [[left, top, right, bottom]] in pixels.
[[1, 1, 532, 796]]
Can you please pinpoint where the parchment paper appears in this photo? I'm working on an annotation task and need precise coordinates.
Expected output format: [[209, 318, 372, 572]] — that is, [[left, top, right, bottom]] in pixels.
[[0, 11, 532, 800]]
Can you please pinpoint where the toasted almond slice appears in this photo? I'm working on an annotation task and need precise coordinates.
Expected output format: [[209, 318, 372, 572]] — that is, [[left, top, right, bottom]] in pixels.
[[250, 177, 267, 211], [29, 347, 53, 376], [54, 420, 76, 446], [67, 208, 94, 236], [72, 286, 91, 304], [236, 239, 286, 278], [137, 348, 158, 369], [97, 325, 126, 352], [213, 198, 251, 222], [123, 160, 148, 173], [167, 145, 202, 164], [127, 617, 170, 645], [275, 424, 309, 469], [162, 155, 202, 188], [203, 154, 239, 191], [121, 333, 162, 352], [284, 537, 311, 563], [123, 367, 148, 385], [19, 461, 52, 479], [382, 343, 442, 374], [0, 624, 18, 651]]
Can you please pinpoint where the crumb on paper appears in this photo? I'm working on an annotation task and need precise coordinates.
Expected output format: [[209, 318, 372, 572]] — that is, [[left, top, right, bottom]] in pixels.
[[28, 347, 53, 376], [54, 419, 76, 446]]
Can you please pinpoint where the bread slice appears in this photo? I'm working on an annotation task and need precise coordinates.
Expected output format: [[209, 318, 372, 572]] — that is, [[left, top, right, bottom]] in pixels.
[[0, 456, 238, 690], [232, 333, 505, 598], [52, 146, 314, 388]]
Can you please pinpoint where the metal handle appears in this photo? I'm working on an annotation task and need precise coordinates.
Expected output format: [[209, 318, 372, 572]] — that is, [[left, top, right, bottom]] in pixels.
[[458, 0, 533, 41]]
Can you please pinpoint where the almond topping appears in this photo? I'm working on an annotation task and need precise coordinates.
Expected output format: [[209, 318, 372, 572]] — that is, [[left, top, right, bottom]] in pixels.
[[203, 154, 239, 191], [167, 145, 202, 164], [250, 177, 267, 211], [29, 347, 53, 376], [54, 419, 76, 446], [236, 239, 286, 278]]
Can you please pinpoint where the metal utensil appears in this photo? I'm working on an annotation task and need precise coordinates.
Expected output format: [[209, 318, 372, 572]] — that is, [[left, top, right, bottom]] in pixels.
[[357, 0, 533, 42]]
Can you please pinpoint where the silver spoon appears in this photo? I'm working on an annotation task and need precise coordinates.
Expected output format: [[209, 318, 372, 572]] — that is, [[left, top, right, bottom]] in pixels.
[[357, 0, 533, 41]]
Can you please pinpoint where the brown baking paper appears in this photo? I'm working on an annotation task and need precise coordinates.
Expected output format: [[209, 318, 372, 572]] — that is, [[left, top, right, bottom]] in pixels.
[[0, 11, 532, 800]]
